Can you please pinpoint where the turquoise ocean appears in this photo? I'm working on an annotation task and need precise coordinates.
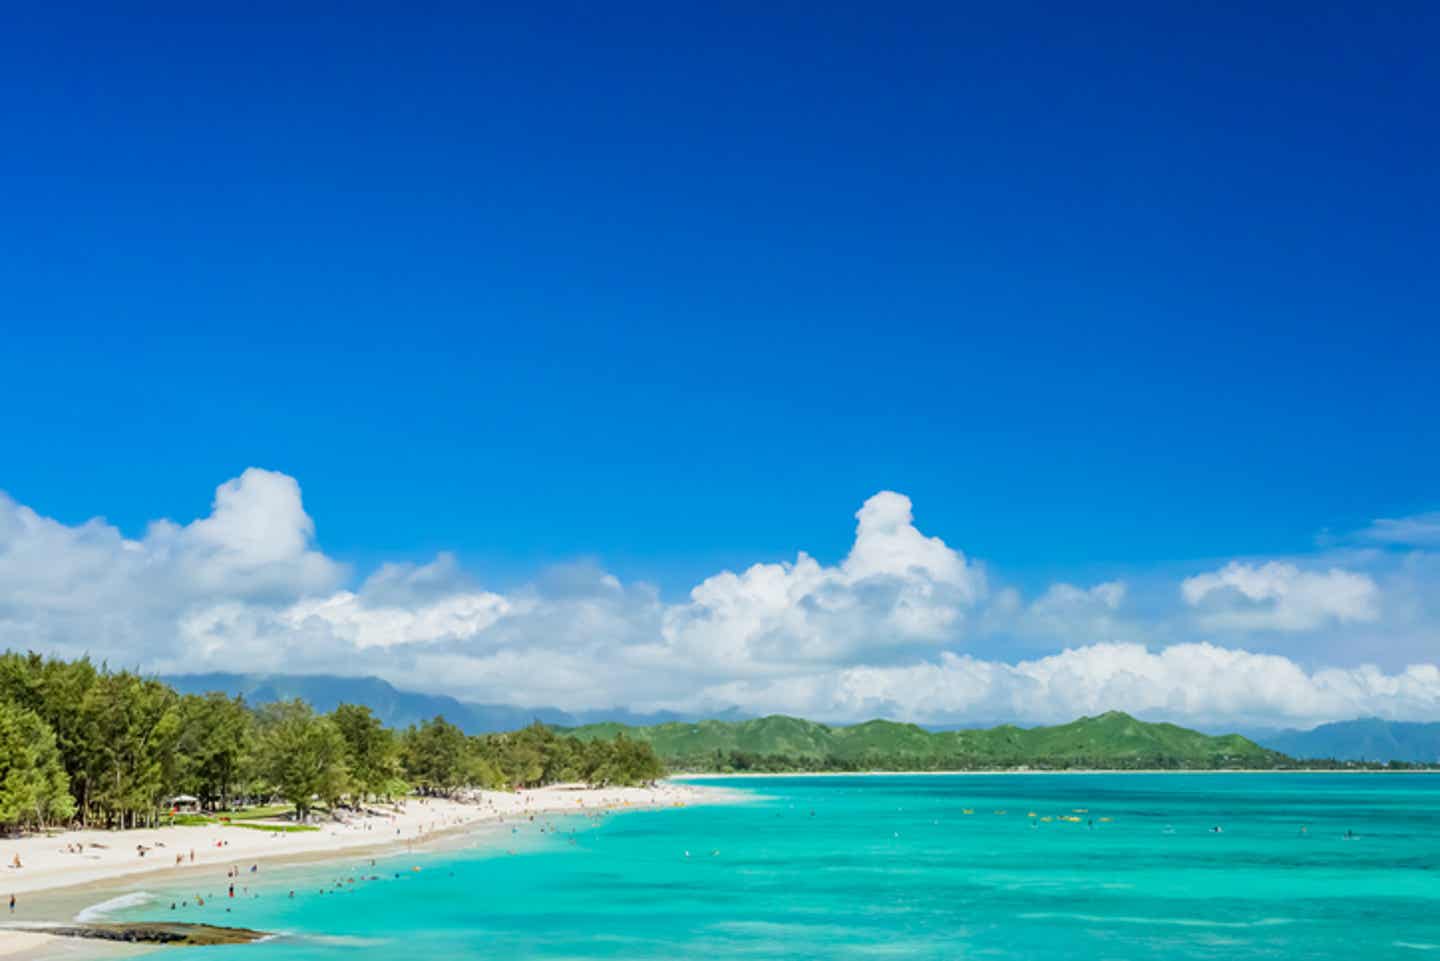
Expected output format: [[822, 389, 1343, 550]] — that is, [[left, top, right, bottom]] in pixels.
[[89, 774, 1440, 959]]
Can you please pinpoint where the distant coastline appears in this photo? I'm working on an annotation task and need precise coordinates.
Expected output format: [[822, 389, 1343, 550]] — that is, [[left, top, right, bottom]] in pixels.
[[568, 712, 1440, 773]]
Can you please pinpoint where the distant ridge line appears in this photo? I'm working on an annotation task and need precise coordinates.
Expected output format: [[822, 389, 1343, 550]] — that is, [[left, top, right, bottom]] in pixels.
[[160, 673, 1440, 764]]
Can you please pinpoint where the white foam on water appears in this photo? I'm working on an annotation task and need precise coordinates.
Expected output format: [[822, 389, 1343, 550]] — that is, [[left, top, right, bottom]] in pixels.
[[298, 934, 391, 946], [1020, 912, 1294, 929], [74, 891, 157, 922]]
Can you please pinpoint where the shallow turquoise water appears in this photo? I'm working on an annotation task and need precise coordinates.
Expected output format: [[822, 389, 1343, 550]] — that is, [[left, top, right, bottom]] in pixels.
[[98, 774, 1440, 959]]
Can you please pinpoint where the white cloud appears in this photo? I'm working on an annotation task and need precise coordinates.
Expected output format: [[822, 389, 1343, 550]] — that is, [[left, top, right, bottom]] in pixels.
[[1357, 511, 1440, 547], [1017, 580, 1128, 639], [658, 492, 985, 670], [1036, 581, 1126, 613], [2, 470, 1437, 728], [844, 491, 979, 590], [683, 643, 1440, 729], [277, 553, 517, 649], [1181, 561, 1379, 631], [0, 468, 342, 661], [281, 590, 516, 650]]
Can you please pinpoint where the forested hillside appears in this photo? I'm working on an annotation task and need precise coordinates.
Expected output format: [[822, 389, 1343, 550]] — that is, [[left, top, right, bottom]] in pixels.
[[567, 711, 1286, 771]]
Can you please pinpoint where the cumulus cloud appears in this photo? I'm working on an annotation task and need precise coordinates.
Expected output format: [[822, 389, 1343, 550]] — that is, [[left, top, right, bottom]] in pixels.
[[682, 643, 1440, 729], [279, 553, 516, 649], [658, 492, 985, 670], [1, 469, 1436, 727], [281, 590, 516, 650], [1180, 561, 1379, 631], [0, 468, 342, 661]]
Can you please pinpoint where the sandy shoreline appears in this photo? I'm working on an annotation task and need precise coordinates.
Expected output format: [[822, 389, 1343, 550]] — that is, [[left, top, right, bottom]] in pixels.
[[0, 933, 57, 959], [0, 781, 742, 959], [674, 768, 1438, 778]]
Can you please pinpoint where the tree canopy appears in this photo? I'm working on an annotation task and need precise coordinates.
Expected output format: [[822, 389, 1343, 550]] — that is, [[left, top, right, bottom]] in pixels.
[[0, 651, 668, 833]]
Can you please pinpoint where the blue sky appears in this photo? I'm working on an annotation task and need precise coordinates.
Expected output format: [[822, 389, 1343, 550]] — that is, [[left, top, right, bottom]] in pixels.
[[2, 3, 1437, 724]]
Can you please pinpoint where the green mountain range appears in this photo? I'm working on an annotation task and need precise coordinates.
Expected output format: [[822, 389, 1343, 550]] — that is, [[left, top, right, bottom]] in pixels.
[[566, 711, 1286, 771], [155, 674, 1433, 766]]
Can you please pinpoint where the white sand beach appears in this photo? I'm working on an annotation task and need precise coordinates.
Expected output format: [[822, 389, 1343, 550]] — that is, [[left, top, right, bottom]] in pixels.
[[0, 781, 734, 957], [1, 783, 722, 897], [0, 933, 56, 958]]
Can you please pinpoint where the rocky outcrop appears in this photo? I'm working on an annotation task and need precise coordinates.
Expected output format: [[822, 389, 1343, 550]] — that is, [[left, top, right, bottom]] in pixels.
[[17, 921, 267, 945]]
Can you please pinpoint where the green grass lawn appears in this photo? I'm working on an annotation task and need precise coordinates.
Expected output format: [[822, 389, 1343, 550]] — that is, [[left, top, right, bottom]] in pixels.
[[170, 814, 215, 826], [170, 802, 320, 829], [213, 803, 296, 820], [223, 821, 319, 833]]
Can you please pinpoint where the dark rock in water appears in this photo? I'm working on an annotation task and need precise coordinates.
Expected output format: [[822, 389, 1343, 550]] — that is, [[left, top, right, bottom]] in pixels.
[[30, 921, 267, 945]]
